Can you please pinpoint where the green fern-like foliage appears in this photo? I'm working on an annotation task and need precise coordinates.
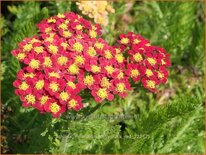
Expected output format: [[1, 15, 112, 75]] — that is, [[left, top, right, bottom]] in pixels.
[[122, 95, 204, 154], [47, 95, 204, 154], [48, 119, 121, 154]]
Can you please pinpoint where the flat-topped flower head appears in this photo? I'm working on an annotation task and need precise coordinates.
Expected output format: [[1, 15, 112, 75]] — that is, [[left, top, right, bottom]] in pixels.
[[116, 32, 170, 92], [76, 1, 115, 26], [11, 12, 170, 118]]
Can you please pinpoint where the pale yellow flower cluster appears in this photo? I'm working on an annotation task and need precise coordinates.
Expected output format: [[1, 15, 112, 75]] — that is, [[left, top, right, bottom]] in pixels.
[[76, 1, 115, 26]]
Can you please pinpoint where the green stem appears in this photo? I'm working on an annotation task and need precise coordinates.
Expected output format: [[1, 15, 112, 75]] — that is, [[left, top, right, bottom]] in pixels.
[[21, 112, 39, 133]]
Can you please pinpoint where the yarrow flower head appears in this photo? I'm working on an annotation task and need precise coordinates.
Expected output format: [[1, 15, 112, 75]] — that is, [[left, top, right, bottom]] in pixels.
[[11, 12, 170, 118], [116, 32, 171, 92], [76, 1, 115, 26]]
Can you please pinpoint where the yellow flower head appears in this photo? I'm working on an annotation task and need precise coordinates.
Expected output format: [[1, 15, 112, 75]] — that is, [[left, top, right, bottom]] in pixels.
[[76, 1, 115, 26]]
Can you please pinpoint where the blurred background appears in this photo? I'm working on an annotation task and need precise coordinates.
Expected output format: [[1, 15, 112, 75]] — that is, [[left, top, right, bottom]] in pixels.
[[1, 1, 205, 154]]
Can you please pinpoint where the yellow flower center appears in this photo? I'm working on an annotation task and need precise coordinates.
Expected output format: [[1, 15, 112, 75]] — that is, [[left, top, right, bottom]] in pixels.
[[115, 54, 124, 63], [68, 64, 79, 74], [161, 59, 166, 65], [76, 25, 83, 30], [89, 30, 97, 38], [43, 57, 52, 68], [50, 102, 60, 113], [17, 53, 26, 60], [87, 47, 96, 57], [105, 65, 114, 74], [76, 35, 83, 39], [29, 59, 40, 69], [147, 80, 155, 88], [75, 55, 85, 65], [131, 69, 139, 77], [64, 19, 69, 24], [25, 94, 36, 104], [115, 48, 121, 54], [63, 30, 72, 38], [57, 56, 68, 66], [146, 69, 153, 77], [48, 17, 56, 23], [100, 77, 110, 88], [57, 13, 65, 18], [45, 36, 53, 42], [117, 71, 124, 79], [84, 75, 95, 86], [48, 45, 58, 55], [73, 42, 83, 52], [61, 42, 68, 50], [49, 82, 59, 92], [58, 23, 68, 30], [35, 80, 44, 90], [60, 91, 70, 101], [68, 99, 77, 108], [133, 53, 143, 62], [94, 42, 104, 50], [97, 88, 108, 99], [133, 39, 140, 44], [34, 46, 44, 54], [30, 38, 40, 44], [45, 28, 52, 34], [23, 44, 32, 52], [116, 83, 125, 93], [49, 72, 60, 78], [120, 38, 129, 44], [104, 50, 113, 59], [40, 95, 49, 105], [91, 65, 100, 73], [19, 81, 29, 90], [147, 58, 156, 66], [23, 73, 34, 78], [67, 81, 76, 89], [158, 72, 164, 79]]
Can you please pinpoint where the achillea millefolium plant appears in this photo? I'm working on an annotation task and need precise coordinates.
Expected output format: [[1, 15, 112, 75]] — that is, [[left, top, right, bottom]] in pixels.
[[11, 12, 170, 118]]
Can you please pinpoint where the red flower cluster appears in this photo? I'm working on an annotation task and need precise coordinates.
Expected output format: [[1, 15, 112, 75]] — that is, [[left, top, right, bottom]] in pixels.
[[11, 12, 170, 118], [116, 32, 171, 92]]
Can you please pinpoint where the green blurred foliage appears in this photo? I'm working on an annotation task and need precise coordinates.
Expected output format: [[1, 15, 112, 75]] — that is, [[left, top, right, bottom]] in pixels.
[[1, 1, 205, 154]]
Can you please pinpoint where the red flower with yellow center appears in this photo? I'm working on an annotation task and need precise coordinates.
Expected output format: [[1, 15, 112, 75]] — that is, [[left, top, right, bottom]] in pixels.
[[112, 79, 131, 98], [126, 64, 145, 82], [45, 79, 65, 96], [67, 63, 80, 75], [39, 54, 53, 69], [48, 44, 58, 55], [58, 91, 71, 104], [67, 96, 83, 111], [85, 46, 97, 58], [142, 78, 157, 92], [21, 94, 36, 107], [92, 87, 114, 102], [83, 75, 95, 87], [45, 100, 66, 118]]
